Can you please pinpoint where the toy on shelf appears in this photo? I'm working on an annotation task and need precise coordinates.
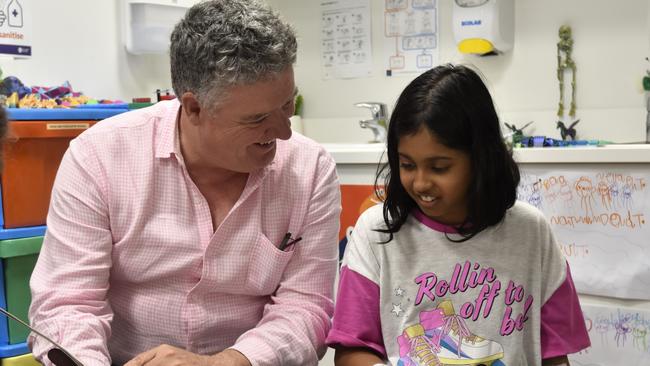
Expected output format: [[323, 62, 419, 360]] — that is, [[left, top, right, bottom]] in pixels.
[[556, 119, 580, 141], [517, 135, 609, 148], [504, 121, 533, 146], [556, 25, 581, 141], [156, 89, 175, 102], [557, 25, 576, 119]]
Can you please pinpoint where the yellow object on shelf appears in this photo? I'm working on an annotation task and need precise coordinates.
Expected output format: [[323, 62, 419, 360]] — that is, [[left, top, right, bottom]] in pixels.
[[1, 353, 40, 366], [458, 38, 495, 55]]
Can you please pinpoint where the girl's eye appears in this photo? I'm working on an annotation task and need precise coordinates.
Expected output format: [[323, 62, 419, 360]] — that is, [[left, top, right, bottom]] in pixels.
[[431, 166, 449, 173], [399, 162, 414, 170]]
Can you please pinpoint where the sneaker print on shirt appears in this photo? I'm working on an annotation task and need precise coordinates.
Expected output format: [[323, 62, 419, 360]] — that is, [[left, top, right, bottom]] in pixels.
[[397, 300, 505, 366]]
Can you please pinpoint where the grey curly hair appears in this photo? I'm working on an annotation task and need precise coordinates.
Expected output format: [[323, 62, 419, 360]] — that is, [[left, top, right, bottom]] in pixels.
[[170, 0, 297, 108]]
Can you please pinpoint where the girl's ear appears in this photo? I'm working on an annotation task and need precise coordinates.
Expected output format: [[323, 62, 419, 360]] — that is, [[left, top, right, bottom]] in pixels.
[[180, 92, 202, 126]]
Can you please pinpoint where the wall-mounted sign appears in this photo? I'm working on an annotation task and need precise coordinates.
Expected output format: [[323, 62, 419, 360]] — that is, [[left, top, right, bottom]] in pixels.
[[0, 0, 31, 58]]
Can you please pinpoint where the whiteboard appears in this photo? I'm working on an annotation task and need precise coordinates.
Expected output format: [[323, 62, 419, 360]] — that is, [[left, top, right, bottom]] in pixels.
[[518, 164, 650, 300]]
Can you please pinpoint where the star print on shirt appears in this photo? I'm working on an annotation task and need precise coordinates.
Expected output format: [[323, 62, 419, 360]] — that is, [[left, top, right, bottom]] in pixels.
[[391, 303, 404, 317], [394, 286, 405, 297]]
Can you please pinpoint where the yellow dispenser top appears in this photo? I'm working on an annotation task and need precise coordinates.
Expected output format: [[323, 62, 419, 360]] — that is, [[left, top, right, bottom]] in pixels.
[[458, 38, 495, 55]]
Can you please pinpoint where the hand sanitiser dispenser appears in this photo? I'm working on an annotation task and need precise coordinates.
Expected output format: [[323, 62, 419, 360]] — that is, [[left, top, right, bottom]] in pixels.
[[452, 0, 514, 56]]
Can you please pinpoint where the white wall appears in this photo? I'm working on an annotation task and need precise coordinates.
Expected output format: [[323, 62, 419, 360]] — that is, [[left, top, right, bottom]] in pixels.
[[0, 1, 182, 103], [270, 0, 650, 143], [4, 1, 646, 143]]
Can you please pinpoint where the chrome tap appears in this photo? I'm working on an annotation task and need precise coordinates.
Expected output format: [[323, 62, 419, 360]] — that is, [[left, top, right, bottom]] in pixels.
[[354, 102, 388, 143]]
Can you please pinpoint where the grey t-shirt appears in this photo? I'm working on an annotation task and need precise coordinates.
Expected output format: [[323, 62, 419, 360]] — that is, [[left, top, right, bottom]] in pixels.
[[328, 201, 590, 366]]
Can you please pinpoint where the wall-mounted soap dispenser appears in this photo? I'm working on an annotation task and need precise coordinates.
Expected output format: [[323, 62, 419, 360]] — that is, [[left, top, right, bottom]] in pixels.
[[452, 0, 514, 56], [123, 0, 192, 55]]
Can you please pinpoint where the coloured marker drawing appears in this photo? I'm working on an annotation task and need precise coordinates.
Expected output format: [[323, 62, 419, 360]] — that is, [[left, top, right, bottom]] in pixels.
[[569, 304, 650, 366], [518, 166, 650, 300]]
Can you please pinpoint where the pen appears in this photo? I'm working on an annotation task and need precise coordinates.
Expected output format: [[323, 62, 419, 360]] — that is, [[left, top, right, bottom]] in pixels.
[[279, 233, 302, 251], [279, 232, 292, 250]]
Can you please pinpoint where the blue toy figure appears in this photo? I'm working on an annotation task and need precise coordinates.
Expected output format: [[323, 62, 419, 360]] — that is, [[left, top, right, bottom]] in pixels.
[[556, 119, 579, 141]]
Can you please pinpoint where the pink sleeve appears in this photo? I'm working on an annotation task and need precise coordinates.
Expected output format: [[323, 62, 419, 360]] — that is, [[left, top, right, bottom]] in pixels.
[[540, 263, 591, 359], [28, 139, 113, 366], [326, 266, 386, 358]]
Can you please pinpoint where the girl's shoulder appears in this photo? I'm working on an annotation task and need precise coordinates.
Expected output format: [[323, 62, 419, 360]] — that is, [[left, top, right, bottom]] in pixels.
[[357, 203, 387, 227], [506, 200, 549, 226], [353, 204, 392, 242]]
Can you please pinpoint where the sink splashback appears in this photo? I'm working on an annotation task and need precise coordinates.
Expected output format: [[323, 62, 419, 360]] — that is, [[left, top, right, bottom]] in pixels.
[[302, 117, 381, 144]]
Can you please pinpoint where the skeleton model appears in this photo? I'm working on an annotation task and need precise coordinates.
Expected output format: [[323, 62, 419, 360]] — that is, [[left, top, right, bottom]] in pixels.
[[557, 25, 576, 119]]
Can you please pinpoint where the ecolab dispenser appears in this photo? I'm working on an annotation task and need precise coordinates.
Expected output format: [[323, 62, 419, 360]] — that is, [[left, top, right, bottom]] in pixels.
[[452, 0, 514, 56]]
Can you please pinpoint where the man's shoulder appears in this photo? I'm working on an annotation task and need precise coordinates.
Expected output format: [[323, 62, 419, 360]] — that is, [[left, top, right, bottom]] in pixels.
[[72, 101, 176, 154], [78, 101, 174, 141], [277, 132, 336, 169]]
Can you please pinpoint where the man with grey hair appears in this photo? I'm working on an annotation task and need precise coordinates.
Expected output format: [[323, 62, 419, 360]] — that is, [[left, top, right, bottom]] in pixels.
[[28, 1, 341, 365]]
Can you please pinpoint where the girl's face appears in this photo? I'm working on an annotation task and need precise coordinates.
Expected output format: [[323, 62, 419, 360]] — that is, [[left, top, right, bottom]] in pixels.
[[398, 126, 472, 226]]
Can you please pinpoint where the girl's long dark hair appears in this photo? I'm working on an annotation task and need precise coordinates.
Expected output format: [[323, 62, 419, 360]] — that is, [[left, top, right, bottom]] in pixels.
[[377, 64, 520, 242]]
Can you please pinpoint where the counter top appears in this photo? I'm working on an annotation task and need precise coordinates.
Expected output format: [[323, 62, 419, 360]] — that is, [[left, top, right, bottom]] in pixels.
[[322, 143, 650, 164]]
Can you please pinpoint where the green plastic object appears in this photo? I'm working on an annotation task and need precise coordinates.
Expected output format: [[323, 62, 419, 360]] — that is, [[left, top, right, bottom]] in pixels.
[[294, 94, 303, 116], [0, 236, 43, 344], [643, 76, 650, 91], [128, 102, 154, 110]]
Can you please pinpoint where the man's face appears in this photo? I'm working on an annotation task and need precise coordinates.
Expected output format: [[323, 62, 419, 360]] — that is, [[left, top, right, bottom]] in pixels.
[[191, 67, 295, 173]]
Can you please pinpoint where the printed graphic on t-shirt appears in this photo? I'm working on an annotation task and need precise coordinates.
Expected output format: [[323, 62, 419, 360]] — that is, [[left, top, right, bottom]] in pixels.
[[392, 261, 535, 366]]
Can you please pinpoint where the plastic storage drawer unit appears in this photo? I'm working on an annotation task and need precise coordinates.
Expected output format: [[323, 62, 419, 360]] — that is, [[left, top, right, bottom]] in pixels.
[[0, 236, 42, 357], [0, 108, 128, 240]]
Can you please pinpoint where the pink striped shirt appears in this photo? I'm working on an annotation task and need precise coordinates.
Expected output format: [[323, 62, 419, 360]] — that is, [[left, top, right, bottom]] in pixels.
[[28, 99, 341, 366]]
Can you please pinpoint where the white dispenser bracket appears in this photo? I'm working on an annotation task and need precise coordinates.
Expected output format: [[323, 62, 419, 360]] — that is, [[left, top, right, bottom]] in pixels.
[[124, 0, 192, 55]]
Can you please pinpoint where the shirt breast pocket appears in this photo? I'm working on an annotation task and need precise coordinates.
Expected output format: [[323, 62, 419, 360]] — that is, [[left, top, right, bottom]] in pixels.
[[242, 232, 295, 295]]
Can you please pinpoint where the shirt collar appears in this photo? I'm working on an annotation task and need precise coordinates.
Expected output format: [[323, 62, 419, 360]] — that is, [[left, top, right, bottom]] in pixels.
[[412, 209, 459, 234], [154, 99, 182, 159]]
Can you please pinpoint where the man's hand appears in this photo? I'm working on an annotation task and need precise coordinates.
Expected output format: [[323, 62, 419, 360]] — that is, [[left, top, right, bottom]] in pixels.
[[124, 344, 251, 366]]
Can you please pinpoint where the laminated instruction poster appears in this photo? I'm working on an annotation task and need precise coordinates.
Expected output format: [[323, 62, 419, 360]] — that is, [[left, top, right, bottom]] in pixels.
[[0, 0, 30, 57], [518, 166, 650, 300], [383, 0, 438, 76], [320, 0, 372, 79]]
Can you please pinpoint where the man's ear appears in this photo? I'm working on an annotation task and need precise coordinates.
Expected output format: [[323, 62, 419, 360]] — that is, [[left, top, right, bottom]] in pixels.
[[180, 92, 201, 125]]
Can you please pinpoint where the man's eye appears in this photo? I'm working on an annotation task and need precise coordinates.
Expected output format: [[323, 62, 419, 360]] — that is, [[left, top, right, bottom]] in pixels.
[[249, 116, 268, 123]]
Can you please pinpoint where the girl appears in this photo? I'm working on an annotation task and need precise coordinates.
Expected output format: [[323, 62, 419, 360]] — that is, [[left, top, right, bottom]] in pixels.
[[326, 64, 590, 366]]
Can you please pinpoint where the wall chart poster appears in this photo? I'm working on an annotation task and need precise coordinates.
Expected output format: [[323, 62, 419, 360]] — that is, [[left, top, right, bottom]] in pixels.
[[569, 303, 650, 365], [518, 166, 649, 300], [320, 0, 372, 79], [383, 0, 438, 76]]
